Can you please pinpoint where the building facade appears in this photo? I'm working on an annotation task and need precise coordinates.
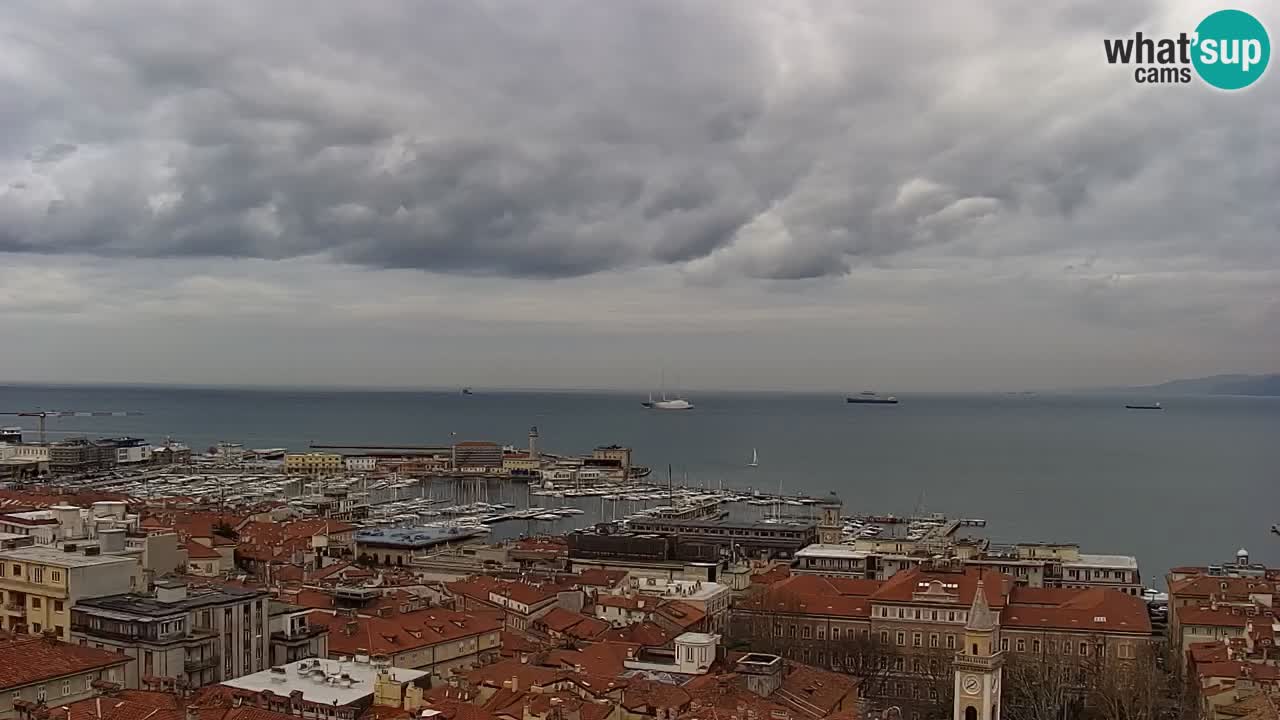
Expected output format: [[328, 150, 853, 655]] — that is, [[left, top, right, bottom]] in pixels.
[[285, 453, 345, 477], [70, 580, 272, 689], [451, 442, 503, 469], [0, 544, 140, 639]]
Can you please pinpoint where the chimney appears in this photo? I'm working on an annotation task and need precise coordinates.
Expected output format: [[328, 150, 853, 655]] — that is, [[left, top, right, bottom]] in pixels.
[[155, 580, 188, 604], [510, 676, 519, 692], [185, 706, 199, 720], [98, 529, 127, 554]]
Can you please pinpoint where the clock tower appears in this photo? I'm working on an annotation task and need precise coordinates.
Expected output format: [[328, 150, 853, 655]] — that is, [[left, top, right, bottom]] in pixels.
[[953, 577, 1003, 720]]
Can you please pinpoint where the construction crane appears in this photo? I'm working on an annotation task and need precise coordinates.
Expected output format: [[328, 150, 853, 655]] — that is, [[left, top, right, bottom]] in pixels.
[[0, 410, 144, 445]]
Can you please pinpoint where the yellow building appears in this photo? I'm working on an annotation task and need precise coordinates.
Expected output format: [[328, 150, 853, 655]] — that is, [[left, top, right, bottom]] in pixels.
[[0, 545, 140, 640], [284, 452, 345, 476]]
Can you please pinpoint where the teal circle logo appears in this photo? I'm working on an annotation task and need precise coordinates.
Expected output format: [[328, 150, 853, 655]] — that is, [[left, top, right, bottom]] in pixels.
[[1192, 9, 1270, 90]]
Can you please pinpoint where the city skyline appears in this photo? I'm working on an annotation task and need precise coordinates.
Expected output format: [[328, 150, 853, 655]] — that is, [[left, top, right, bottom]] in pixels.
[[1, 0, 1277, 391]]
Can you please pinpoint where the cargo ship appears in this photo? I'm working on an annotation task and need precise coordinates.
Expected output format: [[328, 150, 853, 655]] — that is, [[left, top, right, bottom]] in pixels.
[[1125, 402, 1163, 410], [847, 392, 898, 404]]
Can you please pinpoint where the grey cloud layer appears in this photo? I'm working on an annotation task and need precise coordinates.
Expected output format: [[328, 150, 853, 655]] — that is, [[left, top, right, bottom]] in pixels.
[[1, 0, 1277, 280]]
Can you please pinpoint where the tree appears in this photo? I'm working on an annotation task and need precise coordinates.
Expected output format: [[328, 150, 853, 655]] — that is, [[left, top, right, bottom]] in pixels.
[[1002, 653, 1085, 720], [1083, 644, 1174, 720]]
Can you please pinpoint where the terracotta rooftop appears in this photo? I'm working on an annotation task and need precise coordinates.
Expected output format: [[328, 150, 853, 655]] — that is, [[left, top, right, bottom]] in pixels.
[[0, 635, 131, 690], [308, 606, 502, 656], [1177, 605, 1261, 628], [1004, 586, 1151, 634]]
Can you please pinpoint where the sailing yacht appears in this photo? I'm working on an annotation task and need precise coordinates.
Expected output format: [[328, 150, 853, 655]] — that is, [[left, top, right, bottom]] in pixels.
[[642, 371, 694, 410], [748, 448, 758, 467]]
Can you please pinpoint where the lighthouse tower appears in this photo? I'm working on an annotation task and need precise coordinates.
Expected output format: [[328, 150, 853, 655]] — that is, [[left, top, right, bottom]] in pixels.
[[528, 426, 540, 458]]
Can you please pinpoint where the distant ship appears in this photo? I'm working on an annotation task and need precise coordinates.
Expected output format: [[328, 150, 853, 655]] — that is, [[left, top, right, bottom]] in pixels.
[[642, 370, 693, 410], [1125, 402, 1163, 410], [847, 392, 898, 404], [748, 448, 759, 468], [643, 394, 694, 410], [461, 387, 474, 395]]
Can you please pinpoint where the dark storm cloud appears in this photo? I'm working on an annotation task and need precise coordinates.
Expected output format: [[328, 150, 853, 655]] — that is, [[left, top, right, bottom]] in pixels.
[[0, 0, 1277, 280]]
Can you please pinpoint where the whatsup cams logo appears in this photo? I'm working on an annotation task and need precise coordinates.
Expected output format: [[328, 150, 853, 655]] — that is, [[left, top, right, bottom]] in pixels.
[[1104, 9, 1270, 89]]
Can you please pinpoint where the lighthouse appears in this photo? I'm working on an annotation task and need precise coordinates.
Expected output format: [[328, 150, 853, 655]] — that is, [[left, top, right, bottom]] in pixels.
[[528, 426, 539, 458]]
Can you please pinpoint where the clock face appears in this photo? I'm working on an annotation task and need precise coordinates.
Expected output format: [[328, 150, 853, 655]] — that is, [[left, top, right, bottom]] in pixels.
[[963, 675, 981, 695]]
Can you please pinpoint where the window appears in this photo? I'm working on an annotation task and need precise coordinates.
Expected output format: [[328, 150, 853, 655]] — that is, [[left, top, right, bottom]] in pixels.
[[946, 635, 956, 650], [1048, 641, 1057, 653], [831, 627, 840, 641], [55, 625, 63, 636], [1000, 638, 1009, 651], [894, 657, 904, 671], [61, 680, 70, 697], [1033, 639, 1041, 653], [897, 608, 905, 619], [894, 682, 904, 697], [1016, 638, 1025, 652], [36, 686, 46, 702], [802, 626, 812, 639], [880, 631, 889, 644], [773, 621, 782, 636], [32, 623, 41, 633], [54, 600, 63, 612], [912, 658, 921, 673], [32, 597, 41, 609], [896, 631, 905, 646], [948, 611, 956, 622], [930, 610, 937, 621], [30, 567, 43, 583], [1079, 642, 1088, 656], [1064, 642, 1073, 655], [929, 688, 938, 701], [10, 565, 19, 576], [51, 571, 60, 583], [912, 632, 921, 647], [816, 627, 825, 640], [929, 633, 938, 648], [788, 625, 797, 638]]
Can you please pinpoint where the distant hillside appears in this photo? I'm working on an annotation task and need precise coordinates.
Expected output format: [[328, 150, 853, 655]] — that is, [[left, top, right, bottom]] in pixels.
[[1127, 374, 1280, 397]]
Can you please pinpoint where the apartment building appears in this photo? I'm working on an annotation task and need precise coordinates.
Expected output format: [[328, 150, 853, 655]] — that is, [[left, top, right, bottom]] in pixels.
[[450, 442, 503, 469], [70, 580, 272, 689], [0, 544, 140, 639], [269, 600, 330, 666], [284, 453, 345, 477]]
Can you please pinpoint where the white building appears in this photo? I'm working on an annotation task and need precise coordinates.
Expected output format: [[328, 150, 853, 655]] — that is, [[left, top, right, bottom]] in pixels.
[[345, 456, 377, 473]]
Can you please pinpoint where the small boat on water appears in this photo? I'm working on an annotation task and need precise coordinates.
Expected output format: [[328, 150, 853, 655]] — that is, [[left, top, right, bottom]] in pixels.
[[748, 448, 758, 468], [847, 392, 898, 404], [461, 387, 474, 395], [1125, 402, 1163, 410]]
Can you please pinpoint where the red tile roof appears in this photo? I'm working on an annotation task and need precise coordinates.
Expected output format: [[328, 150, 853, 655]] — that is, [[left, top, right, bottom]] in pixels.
[[870, 566, 1007, 607], [598, 622, 673, 647], [537, 608, 609, 639], [0, 636, 131, 690], [655, 600, 705, 629], [1169, 576, 1278, 601], [308, 607, 502, 656], [738, 575, 877, 620], [1177, 605, 1258, 628], [185, 540, 222, 560], [1003, 587, 1151, 634]]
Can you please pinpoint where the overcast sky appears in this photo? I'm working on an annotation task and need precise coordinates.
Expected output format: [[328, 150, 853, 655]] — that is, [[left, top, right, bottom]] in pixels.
[[1, 0, 1277, 392]]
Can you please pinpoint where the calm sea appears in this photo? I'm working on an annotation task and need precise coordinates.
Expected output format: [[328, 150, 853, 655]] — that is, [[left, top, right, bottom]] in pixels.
[[2, 384, 1277, 586]]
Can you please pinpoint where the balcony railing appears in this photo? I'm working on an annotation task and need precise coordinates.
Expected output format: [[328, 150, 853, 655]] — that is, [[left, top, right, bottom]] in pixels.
[[953, 651, 1004, 670], [185, 656, 218, 673], [4, 603, 25, 613]]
